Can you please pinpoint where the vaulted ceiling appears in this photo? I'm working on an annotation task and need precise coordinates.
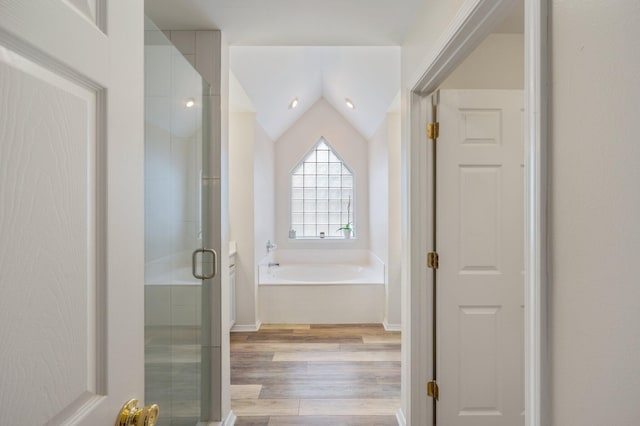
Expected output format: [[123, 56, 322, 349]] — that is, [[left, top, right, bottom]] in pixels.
[[145, 0, 413, 141], [144, 0, 425, 45], [230, 46, 400, 140], [144, 0, 522, 142]]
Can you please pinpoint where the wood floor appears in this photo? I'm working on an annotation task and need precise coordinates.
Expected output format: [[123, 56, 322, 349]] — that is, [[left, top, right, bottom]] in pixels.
[[231, 324, 401, 426]]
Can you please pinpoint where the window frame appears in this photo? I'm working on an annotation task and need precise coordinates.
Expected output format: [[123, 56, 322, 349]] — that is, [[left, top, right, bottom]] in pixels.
[[288, 137, 356, 240]]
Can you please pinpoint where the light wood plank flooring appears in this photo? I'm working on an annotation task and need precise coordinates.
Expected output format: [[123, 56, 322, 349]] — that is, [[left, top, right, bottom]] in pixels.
[[231, 324, 401, 426]]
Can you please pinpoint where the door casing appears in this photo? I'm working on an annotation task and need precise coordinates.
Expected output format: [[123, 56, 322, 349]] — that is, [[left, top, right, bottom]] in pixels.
[[401, 0, 549, 425]]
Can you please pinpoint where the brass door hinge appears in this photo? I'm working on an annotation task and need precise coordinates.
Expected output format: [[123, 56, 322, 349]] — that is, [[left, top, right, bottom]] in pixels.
[[427, 380, 439, 400], [427, 252, 439, 269], [427, 122, 439, 140]]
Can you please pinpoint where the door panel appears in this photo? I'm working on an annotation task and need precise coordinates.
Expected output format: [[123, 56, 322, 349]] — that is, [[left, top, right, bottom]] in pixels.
[[0, 1, 143, 424], [458, 306, 501, 415], [459, 165, 501, 272], [0, 44, 103, 426], [438, 90, 524, 426], [66, 0, 99, 24]]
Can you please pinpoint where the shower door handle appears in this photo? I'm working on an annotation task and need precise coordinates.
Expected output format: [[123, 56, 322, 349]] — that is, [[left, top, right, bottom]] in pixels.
[[192, 248, 217, 280]]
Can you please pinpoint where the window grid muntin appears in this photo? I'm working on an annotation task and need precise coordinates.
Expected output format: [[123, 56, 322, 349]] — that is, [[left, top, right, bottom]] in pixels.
[[290, 139, 354, 238]]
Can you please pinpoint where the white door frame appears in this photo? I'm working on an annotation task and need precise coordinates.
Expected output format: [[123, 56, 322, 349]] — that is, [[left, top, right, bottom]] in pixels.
[[402, 0, 548, 425]]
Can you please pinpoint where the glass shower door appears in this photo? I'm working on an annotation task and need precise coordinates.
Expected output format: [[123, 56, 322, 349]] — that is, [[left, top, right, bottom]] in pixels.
[[143, 17, 219, 426]]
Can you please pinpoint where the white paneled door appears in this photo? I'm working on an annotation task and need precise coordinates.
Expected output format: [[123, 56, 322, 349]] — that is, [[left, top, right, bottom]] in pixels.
[[0, 2, 144, 425], [437, 90, 524, 426]]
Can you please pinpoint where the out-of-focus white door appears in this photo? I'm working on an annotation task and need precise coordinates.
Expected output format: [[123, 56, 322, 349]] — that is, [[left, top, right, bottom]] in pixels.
[[0, 1, 145, 424], [437, 89, 525, 426]]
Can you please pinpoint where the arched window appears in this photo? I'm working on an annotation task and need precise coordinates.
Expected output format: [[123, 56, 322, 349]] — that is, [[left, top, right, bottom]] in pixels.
[[290, 138, 354, 239]]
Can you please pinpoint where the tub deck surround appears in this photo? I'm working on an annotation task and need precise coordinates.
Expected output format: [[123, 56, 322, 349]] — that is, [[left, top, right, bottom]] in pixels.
[[260, 264, 384, 285], [260, 284, 385, 324], [146, 266, 200, 286], [259, 249, 385, 285], [257, 249, 386, 324], [146, 251, 202, 286], [265, 248, 377, 264], [145, 242, 238, 286]]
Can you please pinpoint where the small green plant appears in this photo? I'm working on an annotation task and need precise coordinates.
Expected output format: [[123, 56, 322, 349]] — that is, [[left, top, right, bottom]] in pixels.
[[337, 196, 352, 232]]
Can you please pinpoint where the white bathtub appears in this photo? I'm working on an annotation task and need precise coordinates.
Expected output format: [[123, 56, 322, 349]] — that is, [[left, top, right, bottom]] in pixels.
[[144, 253, 200, 326], [145, 251, 200, 285], [258, 250, 385, 324], [146, 265, 200, 285], [260, 263, 383, 285]]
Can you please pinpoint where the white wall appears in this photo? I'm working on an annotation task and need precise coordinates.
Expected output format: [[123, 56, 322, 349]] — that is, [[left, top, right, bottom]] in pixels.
[[275, 98, 369, 250], [229, 112, 258, 327], [144, 116, 173, 264], [387, 112, 402, 328], [440, 33, 524, 89], [401, 0, 466, 88], [369, 118, 388, 265], [550, 1, 640, 424], [253, 122, 275, 285], [369, 112, 402, 328], [144, 44, 202, 275], [228, 71, 275, 331]]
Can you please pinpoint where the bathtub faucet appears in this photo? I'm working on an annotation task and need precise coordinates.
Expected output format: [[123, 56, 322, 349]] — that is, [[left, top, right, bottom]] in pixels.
[[266, 240, 277, 254], [268, 262, 280, 268]]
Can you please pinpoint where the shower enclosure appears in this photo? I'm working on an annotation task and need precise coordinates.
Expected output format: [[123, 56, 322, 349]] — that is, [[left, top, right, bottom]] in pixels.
[[144, 17, 221, 425]]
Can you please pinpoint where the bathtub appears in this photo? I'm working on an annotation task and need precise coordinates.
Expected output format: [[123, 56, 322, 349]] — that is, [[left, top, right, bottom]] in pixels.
[[260, 263, 383, 285], [258, 249, 385, 324], [146, 265, 200, 285], [144, 252, 201, 327]]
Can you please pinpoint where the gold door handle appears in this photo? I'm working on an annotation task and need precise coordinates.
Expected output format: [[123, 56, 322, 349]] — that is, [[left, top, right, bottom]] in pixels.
[[116, 399, 159, 426]]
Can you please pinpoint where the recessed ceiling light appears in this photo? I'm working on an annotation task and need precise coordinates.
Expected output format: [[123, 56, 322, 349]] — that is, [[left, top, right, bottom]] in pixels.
[[185, 98, 195, 108], [289, 97, 299, 109], [345, 98, 355, 109]]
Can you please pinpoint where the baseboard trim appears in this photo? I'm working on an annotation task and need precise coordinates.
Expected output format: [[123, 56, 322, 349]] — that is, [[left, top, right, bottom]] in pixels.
[[396, 408, 406, 426], [230, 321, 262, 332], [195, 410, 236, 426], [223, 410, 236, 426], [383, 320, 402, 332]]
